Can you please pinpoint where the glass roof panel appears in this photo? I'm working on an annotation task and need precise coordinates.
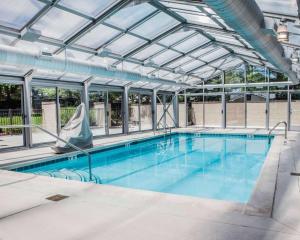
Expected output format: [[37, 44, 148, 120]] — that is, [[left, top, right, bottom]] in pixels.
[[181, 60, 205, 72], [133, 44, 165, 61], [190, 45, 218, 58], [59, 0, 118, 18], [159, 30, 195, 46], [176, 11, 222, 28], [211, 33, 245, 47], [200, 48, 229, 62], [167, 56, 193, 69], [256, 0, 299, 17], [151, 49, 181, 66], [131, 12, 179, 39], [105, 3, 156, 30], [32, 7, 90, 40], [0, 0, 45, 29], [75, 24, 120, 49], [106, 34, 146, 55], [173, 34, 209, 52], [161, 1, 201, 12]]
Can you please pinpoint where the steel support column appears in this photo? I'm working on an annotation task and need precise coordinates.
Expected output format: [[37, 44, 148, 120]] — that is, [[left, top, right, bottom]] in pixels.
[[173, 92, 179, 128], [23, 70, 34, 147], [123, 85, 130, 134], [152, 89, 157, 130]]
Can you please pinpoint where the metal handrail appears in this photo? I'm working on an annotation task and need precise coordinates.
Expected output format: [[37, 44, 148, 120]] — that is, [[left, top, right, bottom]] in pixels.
[[0, 124, 93, 181], [268, 121, 287, 144]]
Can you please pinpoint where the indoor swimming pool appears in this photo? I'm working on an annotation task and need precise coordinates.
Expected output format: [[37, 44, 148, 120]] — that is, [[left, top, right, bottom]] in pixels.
[[15, 133, 273, 203]]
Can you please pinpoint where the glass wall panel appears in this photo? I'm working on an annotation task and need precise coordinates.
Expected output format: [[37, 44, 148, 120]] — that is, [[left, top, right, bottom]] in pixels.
[[166, 94, 175, 127], [204, 95, 222, 127], [269, 70, 288, 82], [269, 92, 288, 128], [225, 65, 245, 84], [108, 92, 123, 134], [31, 86, 57, 144], [59, 88, 82, 129], [129, 93, 140, 132], [156, 94, 164, 129], [89, 90, 106, 137], [290, 92, 300, 130], [247, 65, 266, 83], [140, 94, 152, 131], [0, 83, 23, 149], [187, 95, 203, 126], [226, 94, 245, 128], [246, 93, 266, 128]]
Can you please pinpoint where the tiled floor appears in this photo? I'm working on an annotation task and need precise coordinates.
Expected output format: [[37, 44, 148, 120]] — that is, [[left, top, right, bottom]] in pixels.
[[0, 128, 300, 239]]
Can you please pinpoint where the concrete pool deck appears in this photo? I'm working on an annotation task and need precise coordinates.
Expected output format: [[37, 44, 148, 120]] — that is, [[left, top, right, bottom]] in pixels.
[[1, 128, 300, 239]]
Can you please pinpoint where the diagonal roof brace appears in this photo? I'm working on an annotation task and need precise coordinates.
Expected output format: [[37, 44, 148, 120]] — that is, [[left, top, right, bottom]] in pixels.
[[204, 0, 299, 84]]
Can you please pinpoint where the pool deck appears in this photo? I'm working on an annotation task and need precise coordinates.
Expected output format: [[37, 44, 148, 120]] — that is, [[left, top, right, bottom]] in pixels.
[[1, 128, 300, 239]]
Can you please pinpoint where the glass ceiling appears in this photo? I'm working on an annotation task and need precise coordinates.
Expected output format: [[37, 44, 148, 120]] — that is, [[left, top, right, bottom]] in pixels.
[[0, 0, 298, 90]]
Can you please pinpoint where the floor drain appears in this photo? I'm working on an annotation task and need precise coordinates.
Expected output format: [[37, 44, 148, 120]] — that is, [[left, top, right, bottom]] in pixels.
[[46, 194, 69, 202]]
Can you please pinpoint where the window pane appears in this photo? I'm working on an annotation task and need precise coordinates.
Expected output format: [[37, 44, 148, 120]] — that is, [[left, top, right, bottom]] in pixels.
[[166, 95, 175, 127], [247, 65, 266, 83], [105, 3, 156, 30], [32, 8, 90, 40], [32, 86, 57, 144], [107, 34, 146, 55], [269, 70, 288, 82], [204, 95, 222, 127], [0, 0, 45, 29], [108, 92, 123, 134], [151, 50, 181, 66], [133, 44, 164, 60], [226, 94, 245, 128], [0, 83, 24, 149], [60, 0, 117, 17], [159, 30, 195, 46], [89, 90, 106, 136], [246, 93, 266, 128], [76, 24, 120, 49], [269, 92, 288, 128], [187, 96, 203, 126], [129, 93, 140, 132], [290, 92, 300, 130], [131, 12, 179, 39], [59, 88, 82, 128], [225, 65, 245, 84], [173, 34, 209, 53], [141, 94, 152, 130]]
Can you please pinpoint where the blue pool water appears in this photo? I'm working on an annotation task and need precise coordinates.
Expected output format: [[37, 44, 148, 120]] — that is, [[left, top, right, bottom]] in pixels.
[[17, 133, 272, 203]]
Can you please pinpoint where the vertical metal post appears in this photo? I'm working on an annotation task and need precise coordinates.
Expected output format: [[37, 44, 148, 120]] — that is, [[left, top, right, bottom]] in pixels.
[[123, 85, 130, 134], [287, 85, 291, 131], [152, 89, 157, 130], [222, 93, 226, 129], [138, 93, 141, 131], [221, 71, 226, 129], [23, 70, 34, 147], [56, 87, 61, 134], [266, 68, 270, 130], [244, 64, 247, 128], [184, 90, 188, 127], [173, 92, 179, 128], [104, 91, 109, 135]]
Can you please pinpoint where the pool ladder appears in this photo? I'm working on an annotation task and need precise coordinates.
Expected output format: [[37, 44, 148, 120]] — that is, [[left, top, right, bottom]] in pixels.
[[0, 124, 94, 182], [268, 121, 287, 144]]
